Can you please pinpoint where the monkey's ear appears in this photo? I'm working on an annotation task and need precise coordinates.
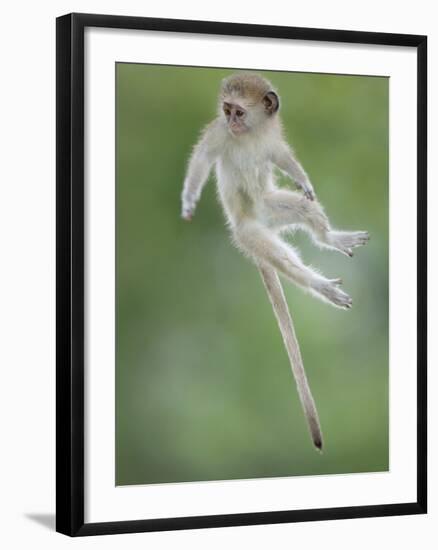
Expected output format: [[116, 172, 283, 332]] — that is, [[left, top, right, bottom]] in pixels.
[[263, 91, 280, 114]]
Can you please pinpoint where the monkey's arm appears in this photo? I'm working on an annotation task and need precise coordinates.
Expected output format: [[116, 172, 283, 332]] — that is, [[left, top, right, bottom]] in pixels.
[[271, 143, 315, 201], [181, 124, 219, 221]]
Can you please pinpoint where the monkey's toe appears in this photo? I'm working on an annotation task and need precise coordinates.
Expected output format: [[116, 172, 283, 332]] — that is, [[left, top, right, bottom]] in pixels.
[[317, 280, 353, 310]]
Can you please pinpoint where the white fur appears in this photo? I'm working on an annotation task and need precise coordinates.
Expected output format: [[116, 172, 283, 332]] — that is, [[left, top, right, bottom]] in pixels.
[[181, 82, 369, 449], [181, 110, 368, 307]]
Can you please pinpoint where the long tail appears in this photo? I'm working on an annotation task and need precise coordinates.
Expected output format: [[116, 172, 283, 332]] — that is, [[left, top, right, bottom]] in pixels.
[[258, 264, 323, 451]]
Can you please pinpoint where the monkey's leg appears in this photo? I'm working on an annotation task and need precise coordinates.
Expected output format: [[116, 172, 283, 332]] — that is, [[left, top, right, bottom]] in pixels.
[[262, 190, 369, 257], [259, 264, 323, 450], [234, 221, 352, 309]]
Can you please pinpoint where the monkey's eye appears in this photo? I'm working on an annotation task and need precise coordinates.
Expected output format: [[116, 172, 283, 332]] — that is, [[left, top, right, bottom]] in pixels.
[[236, 110, 244, 117], [224, 108, 231, 117]]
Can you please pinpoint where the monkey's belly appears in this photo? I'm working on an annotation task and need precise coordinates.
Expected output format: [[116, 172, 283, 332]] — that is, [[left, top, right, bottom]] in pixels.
[[216, 159, 273, 224], [217, 178, 268, 226]]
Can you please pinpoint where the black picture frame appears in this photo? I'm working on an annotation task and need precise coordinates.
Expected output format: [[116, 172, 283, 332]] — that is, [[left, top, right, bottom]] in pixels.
[[56, 12, 427, 537]]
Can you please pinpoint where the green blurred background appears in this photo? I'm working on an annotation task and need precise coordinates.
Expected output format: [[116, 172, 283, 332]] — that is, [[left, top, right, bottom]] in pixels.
[[116, 64, 388, 486]]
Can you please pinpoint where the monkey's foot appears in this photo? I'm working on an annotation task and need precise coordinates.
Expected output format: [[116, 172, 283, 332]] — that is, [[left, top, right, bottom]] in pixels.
[[328, 230, 370, 257], [313, 279, 353, 310]]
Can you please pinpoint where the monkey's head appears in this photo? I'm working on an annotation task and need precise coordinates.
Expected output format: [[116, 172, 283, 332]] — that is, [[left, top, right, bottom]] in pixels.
[[219, 73, 280, 136]]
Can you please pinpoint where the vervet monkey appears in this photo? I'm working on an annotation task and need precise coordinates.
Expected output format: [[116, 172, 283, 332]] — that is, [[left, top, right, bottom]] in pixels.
[[181, 73, 369, 450]]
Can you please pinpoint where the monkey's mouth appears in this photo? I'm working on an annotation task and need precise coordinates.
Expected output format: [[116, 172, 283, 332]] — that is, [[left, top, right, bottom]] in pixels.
[[229, 124, 247, 136]]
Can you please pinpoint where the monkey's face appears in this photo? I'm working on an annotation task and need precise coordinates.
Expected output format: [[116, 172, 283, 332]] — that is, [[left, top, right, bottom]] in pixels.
[[222, 101, 249, 136], [221, 91, 280, 136]]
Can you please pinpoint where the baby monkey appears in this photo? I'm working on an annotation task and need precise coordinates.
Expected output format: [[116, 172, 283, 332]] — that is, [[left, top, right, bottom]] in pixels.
[[181, 73, 369, 450]]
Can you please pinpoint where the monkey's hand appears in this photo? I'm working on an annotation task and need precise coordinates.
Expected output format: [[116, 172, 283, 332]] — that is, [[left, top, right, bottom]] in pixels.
[[297, 180, 315, 201], [181, 193, 197, 221]]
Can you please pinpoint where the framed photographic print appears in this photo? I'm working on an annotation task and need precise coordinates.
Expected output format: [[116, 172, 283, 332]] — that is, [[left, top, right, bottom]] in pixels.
[[56, 13, 427, 536]]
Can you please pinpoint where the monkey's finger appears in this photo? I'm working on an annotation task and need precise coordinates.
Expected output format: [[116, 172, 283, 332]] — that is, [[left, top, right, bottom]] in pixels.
[[181, 212, 193, 222]]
